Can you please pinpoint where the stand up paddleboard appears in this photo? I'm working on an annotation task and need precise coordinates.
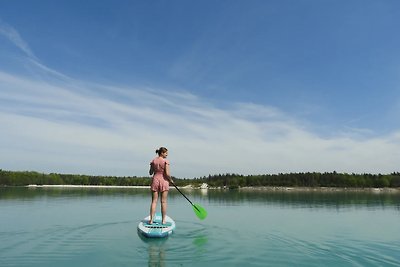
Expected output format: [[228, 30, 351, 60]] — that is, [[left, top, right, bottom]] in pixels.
[[137, 213, 176, 238]]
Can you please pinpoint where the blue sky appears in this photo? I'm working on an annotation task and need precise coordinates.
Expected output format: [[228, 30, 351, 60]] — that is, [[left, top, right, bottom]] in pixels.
[[1, 0, 400, 177]]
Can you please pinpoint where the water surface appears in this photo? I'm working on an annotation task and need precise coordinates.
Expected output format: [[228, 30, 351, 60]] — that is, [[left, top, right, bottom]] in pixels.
[[1, 187, 399, 266]]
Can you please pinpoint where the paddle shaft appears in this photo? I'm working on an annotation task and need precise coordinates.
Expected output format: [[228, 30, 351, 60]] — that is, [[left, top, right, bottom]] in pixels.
[[171, 182, 200, 212]]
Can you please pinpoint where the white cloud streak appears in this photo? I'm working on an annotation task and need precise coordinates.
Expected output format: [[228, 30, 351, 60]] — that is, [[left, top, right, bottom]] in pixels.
[[1, 23, 399, 177], [1, 69, 400, 177], [0, 20, 37, 60]]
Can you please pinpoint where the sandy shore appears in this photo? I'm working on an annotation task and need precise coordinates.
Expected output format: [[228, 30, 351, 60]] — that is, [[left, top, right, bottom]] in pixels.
[[26, 184, 199, 189], [238, 186, 400, 193], [24, 184, 400, 192], [26, 184, 150, 189]]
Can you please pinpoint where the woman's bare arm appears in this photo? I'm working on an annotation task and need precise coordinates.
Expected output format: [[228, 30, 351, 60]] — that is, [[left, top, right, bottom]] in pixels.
[[165, 162, 172, 182], [149, 163, 154, 175]]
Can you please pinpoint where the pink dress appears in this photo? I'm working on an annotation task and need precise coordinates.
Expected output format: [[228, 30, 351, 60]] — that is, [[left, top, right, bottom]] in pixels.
[[150, 157, 170, 192]]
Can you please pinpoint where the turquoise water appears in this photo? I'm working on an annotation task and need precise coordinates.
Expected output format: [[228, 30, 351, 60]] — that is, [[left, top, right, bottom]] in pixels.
[[0, 187, 399, 266]]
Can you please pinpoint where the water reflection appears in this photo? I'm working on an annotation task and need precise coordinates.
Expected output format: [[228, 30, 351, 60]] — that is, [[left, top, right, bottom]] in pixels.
[[199, 189, 208, 196], [193, 234, 208, 247], [202, 189, 400, 210], [137, 225, 210, 267], [1, 187, 399, 210], [138, 232, 167, 267], [0, 187, 150, 200]]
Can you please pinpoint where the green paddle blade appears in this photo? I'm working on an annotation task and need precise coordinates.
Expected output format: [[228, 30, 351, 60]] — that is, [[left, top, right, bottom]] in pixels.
[[192, 204, 207, 220]]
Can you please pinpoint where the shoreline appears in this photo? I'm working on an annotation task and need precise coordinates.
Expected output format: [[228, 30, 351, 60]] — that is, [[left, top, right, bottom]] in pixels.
[[26, 184, 151, 189], [17, 184, 400, 193], [238, 186, 400, 193]]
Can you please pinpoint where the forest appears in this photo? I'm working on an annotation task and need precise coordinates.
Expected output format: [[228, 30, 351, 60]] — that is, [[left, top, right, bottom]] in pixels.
[[1, 169, 400, 189]]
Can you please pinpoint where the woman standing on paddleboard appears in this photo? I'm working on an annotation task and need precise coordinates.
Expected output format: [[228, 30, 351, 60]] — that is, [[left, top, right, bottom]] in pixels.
[[149, 147, 173, 225]]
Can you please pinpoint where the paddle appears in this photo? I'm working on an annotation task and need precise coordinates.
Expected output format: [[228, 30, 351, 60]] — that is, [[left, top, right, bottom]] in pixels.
[[171, 182, 207, 220]]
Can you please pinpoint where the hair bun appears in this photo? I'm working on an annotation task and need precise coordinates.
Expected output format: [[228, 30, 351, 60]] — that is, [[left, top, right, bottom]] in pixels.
[[155, 147, 168, 156]]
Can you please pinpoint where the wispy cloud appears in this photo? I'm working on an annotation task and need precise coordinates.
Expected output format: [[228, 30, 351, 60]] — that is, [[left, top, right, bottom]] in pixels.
[[1, 23, 399, 177], [0, 20, 37, 60], [1, 68, 400, 177]]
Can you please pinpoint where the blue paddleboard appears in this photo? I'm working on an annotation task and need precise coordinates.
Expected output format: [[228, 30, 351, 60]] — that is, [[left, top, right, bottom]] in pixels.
[[137, 213, 176, 238]]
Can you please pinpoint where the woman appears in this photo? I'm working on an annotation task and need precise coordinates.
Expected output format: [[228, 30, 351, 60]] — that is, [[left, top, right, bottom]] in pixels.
[[149, 147, 173, 225]]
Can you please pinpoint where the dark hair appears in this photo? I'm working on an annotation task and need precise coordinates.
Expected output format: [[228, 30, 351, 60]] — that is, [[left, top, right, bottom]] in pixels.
[[156, 147, 168, 156]]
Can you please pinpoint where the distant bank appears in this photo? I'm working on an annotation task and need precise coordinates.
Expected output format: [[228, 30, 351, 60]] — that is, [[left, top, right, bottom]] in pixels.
[[21, 184, 399, 193], [25, 184, 150, 189], [1, 169, 400, 189]]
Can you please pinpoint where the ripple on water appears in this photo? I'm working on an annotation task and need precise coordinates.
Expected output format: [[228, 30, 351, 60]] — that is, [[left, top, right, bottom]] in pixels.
[[137, 221, 400, 267], [258, 231, 400, 267], [136, 219, 261, 266], [0, 220, 133, 267], [325, 237, 400, 267]]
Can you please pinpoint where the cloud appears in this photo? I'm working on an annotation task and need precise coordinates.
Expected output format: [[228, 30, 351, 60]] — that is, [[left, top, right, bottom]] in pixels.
[[1, 68, 400, 177], [0, 20, 37, 60], [1, 22, 399, 177]]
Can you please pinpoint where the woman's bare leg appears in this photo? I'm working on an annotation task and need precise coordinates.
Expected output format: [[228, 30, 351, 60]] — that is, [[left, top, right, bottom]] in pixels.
[[149, 191, 158, 224], [161, 190, 168, 224]]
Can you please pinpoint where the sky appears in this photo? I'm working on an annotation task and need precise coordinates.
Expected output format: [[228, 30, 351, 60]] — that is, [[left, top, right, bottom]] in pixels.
[[1, 0, 400, 178]]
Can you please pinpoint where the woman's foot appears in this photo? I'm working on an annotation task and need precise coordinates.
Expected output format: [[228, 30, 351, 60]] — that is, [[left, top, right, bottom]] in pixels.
[[162, 221, 166, 225]]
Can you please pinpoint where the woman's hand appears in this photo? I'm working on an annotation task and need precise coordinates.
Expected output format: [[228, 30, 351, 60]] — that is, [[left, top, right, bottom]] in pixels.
[[149, 163, 154, 175]]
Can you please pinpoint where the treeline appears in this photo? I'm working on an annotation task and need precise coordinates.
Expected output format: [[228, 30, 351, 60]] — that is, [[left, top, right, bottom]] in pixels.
[[1, 169, 400, 188], [0, 170, 152, 187], [197, 172, 400, 189]]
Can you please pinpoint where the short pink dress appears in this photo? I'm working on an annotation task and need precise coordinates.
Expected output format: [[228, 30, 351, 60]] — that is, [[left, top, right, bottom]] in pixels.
[[150, 157, 170, 192]]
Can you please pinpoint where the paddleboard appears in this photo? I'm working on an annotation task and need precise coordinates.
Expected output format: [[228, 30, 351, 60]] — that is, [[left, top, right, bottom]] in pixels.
[[137, 213, 176, 238]]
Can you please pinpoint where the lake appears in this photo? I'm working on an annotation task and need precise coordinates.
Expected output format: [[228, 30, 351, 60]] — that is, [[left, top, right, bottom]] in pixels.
[[0, 187, 399, 266]]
